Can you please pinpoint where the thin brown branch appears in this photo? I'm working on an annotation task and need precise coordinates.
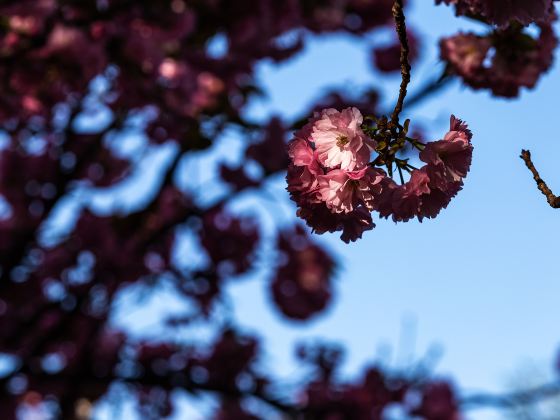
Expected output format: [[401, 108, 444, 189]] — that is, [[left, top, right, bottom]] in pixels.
[[520, 149, 560, 208], [390, 0, 411, 126]]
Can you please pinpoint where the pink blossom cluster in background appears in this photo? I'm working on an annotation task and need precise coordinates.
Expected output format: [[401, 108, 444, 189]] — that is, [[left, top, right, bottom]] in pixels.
[[436, 0, 555, 27], [438, 0, 559, 97], [440, 21, 558, 97]]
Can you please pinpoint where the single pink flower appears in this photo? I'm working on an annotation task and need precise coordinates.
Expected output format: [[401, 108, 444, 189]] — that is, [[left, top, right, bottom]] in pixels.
[[338, 207, 376, 243], [311, 107, 374, 170], [297, 202, 375, 243], [287, 164, 322, 203], [271, 226, 335, 321], [418, 181, 462, 221], [286, 137, 324, 205], [319, 167, 384, 214], [420, 115, 473, 193], [288, 138, 315, 167], [391, 169, 431, 223]]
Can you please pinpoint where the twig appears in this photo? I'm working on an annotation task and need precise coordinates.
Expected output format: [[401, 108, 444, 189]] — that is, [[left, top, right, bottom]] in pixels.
[[390, 0, 411, 126], [520, 149, 560, 208]]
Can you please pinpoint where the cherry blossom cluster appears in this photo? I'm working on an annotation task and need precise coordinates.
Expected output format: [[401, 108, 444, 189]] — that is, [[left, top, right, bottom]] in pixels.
[[287, 108, 473, 242]]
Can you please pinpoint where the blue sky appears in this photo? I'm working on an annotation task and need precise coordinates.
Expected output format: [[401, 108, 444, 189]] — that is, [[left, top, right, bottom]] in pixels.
[[94, 2, 560, 419]]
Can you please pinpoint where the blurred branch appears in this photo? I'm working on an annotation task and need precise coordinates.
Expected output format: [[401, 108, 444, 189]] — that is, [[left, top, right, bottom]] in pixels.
[[520, 149, 560, 208], [404, 72, 452, 109], [0, 109, 124, 288], [462, 380, 560, 409]]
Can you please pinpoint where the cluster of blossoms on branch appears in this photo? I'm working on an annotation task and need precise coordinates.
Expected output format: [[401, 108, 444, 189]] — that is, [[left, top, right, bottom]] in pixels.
[[287, 108, 473, 242]]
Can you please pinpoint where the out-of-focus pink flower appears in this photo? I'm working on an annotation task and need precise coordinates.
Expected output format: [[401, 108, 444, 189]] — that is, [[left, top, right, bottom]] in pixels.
[[213, 401, 260, 420], [271, 226, 335, 321], [440, 33, 491, 78], [373, 29, 420, 73], [412, 380, 460, 420], [311, 107, 373, 170], [441, 23, 557, 98], [200, 209, 260, 276], [246, 117, 290, 173], [220, 165, 260, 191]]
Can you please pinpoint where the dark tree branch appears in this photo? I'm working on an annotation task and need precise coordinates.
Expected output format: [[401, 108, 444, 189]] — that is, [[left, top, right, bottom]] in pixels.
[[390, 0, 411, 126], [520, 149, 560, 208]]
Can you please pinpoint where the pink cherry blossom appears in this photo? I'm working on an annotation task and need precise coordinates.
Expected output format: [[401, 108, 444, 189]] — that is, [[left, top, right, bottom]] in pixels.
[[287, 165, 322, 206], [288, 138, 315, 167], [421, 115, 473, 192], [418, 181, 462, 221], [311, 107, 374, 170], [297, 203, 376, 243], [286, 138, 323, 204], [380, 169, 430, 223], [319, 167, 384, 214]]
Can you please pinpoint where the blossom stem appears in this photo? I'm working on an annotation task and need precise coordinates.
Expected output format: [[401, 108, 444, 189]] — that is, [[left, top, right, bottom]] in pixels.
[[390, 0, 411, 127], [397, 165, 405, 184], [408, 139, 425, 151], [520, 149, 560, 208]]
